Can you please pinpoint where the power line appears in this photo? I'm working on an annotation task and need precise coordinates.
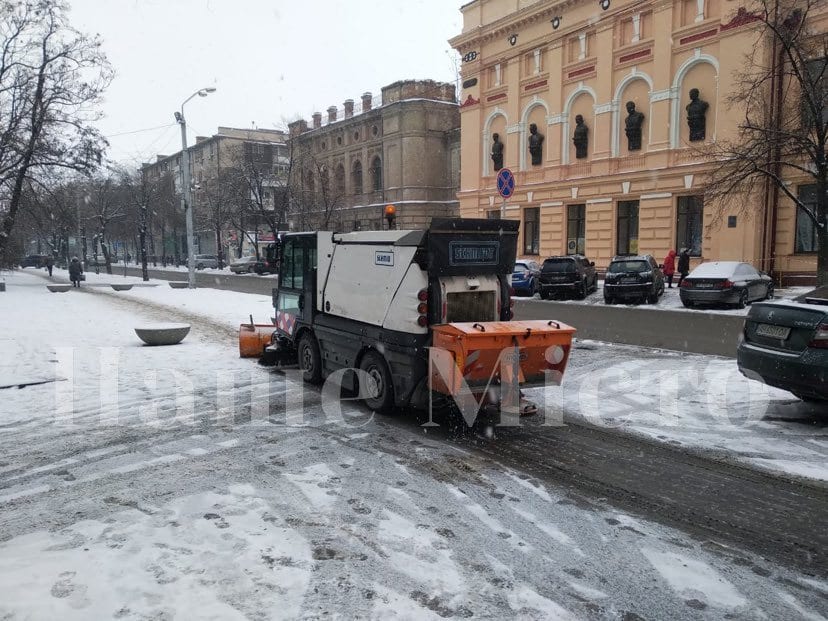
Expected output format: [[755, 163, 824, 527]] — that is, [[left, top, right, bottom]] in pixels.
[[105, 123, 177, 139]]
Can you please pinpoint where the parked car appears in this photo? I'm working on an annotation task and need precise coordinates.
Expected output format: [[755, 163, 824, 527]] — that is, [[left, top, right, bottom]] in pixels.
[[230, 256, 262, 274], [737, 286, 828, 402], [18, 254, 49, 268], [680, 261, 773, 309], [603, 254, 664, 304], [537, 255, 597, 300], [194, 254, 219, 269], [511, 260, 540, 296]]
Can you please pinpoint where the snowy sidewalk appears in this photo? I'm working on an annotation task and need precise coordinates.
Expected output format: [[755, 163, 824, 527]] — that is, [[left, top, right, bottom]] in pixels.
[[1, 271, 827, 619]]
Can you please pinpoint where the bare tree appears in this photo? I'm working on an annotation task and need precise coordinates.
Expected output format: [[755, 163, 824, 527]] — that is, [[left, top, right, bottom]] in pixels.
[[118, 167, 168, 281], [221, 141, 290, 257], [706, 0, 828, 283], [0, 0, 112, 264], [83, 174, 126, 274]]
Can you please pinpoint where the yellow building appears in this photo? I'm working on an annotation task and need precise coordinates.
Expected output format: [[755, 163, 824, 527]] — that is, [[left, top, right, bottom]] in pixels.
[[450, 0, 821, 283]]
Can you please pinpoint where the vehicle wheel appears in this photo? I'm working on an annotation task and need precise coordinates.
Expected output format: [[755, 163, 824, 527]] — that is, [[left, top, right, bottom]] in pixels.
[[539, 290, 550, 300], [196, 263, 204, 270], [736, 290, 749, 309], [766, 283, 775, 300], [576, 280, 587, 300], [682, 299, 694, 308], [604, 296, 614, 305], [359, 350, 395, 414], [247, 266, 253, 273], [297, 332, 323, 385]]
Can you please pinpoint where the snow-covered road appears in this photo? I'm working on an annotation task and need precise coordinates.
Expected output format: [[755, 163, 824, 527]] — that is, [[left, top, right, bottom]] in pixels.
[[0, 271, 826, 620]]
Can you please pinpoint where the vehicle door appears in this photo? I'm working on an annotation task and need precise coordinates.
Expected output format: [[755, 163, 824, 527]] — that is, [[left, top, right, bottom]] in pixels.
[[583, 257, 596, 287], [275, 235, 317, 338]]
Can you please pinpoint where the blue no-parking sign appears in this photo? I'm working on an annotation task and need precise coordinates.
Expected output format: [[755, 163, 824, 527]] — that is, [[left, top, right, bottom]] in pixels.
[[496, 168, 515, 199]]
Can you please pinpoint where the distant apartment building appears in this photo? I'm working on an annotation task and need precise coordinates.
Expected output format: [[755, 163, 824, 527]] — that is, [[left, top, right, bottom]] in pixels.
[[451, 0, 824, 283], [286, 79, 461, 232], [141, 126, 288, 259]]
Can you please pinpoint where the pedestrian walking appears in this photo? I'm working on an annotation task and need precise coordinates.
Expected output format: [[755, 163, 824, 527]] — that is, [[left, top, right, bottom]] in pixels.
[[68, 257, 83, 287], [662, 249, 676, 288], [46, 255, 54, 277], [677, 248, 691, 287]]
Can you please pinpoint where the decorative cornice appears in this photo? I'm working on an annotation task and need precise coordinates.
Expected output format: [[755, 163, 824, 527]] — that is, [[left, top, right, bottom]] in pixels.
[[547, 113, 566, 125], [506, 123, 523, 134], [460, 94, 480, 109], [594, 102, 615, 115], [649, 88, 674, 103], [720, 7, 762, 32]]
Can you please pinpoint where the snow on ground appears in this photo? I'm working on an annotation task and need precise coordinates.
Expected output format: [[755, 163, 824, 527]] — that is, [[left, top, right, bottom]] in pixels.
[[1, 271, 827, 618], [515, 280, 813, 316]]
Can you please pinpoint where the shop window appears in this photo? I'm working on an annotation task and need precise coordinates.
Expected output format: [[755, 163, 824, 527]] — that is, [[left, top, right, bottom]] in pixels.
[[523, 208, 540, 255], [567, 204, 586, 255], [796, 185, 818, 253], [617, 200, 640, 255], [677, 195, 704, 256]]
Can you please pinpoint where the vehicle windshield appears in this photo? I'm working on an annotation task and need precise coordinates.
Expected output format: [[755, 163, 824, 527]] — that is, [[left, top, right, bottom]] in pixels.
[[542, 259, 575, 273], [608, 260, 648, 273]]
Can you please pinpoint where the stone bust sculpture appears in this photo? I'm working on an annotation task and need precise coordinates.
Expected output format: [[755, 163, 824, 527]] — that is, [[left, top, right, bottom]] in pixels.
[[528, 123, 544, 166], [624, 101, 645, 151], [491, 132, 504, 171], [686, 88, 709, 142], [573, 114, 589, 159]]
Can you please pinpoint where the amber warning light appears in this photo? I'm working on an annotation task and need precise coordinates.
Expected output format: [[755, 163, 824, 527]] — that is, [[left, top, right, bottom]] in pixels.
[[384, 204, 396, 229]]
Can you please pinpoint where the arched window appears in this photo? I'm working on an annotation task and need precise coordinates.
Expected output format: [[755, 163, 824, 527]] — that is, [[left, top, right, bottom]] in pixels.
[[335, 163, 346, 195], [371, 156, 382, 191], [352, 160, 363, 195]]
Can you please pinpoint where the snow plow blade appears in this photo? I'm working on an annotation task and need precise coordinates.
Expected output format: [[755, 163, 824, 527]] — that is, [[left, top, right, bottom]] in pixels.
[[239, 321, 276, 358], [429, 320, 576, 398]]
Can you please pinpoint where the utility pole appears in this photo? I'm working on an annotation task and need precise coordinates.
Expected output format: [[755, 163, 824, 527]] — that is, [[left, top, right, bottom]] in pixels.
[[174, 86, 216, 289]]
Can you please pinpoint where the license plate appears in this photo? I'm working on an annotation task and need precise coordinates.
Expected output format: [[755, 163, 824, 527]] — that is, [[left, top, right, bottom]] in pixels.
[[695, 283, 714, 289], [756, 323, 790, 339], [621, 278, 638, 284]]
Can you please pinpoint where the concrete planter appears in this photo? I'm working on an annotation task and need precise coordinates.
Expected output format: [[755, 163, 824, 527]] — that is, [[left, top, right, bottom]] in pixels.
[[111, 284, 133, 291], [134, 323, 191, 346], [47, 284, 72, 293], [168, 282, 189, 289]]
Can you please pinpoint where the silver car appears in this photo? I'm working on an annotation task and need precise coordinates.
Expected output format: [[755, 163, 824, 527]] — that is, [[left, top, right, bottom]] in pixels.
[[229, 256, 260, 274], [194, 254, 219, 269]]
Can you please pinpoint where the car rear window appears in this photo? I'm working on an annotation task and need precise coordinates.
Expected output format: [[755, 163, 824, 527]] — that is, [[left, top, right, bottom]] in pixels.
[[513, 262, 530, 272], [608, 260, 648, 273], [542, 259, 575, 273]]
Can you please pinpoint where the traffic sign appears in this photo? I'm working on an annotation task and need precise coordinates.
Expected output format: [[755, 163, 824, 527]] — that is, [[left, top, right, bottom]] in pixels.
[[496, 168, 515, 199]]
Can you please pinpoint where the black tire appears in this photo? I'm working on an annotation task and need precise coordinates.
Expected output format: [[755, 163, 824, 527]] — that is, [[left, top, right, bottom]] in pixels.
[[196, 263, 204, 270], [766, 283, 775, 300], [736, 289, 749, 309], [539, 289, 550, 300], [647, 289, 659, 304], [298, 332, 323, 385], [359, 350, 395, 414], [576, 280, 587, 300], [604, 296, 614, 305], [682, 299, 694, 308]]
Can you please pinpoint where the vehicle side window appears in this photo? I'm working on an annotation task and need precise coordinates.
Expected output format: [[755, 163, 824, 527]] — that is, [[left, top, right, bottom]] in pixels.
[[277, 291, 300, 314]]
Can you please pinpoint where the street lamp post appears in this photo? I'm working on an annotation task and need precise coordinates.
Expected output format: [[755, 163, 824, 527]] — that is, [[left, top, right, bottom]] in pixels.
[[175, 86, 216, 288]]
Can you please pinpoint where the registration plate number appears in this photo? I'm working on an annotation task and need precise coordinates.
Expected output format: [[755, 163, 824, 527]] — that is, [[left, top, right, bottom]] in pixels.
[[756, 323, 790, 339], [621, 278, 638, 284], [695, 283, 714, 289]]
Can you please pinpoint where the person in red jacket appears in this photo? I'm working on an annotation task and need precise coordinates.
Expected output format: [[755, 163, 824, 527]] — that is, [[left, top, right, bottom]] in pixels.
[[663, 249, 676, 288]]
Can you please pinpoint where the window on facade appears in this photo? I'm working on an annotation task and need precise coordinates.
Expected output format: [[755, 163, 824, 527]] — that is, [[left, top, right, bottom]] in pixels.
[[802, 57, 828, 130], [306, 170, 315, 197], [523, 208, 540, 255], [371, 156, 382, 191], [352, 161, 363, 195], [487, 210, 500, 219], [335, 164, 346, 194], [677, 195, 704, 256], [617, 200, 640, 255], [796, 184, 819, 253], [567, 204, 586, 255], [524, 49, 543, 76]]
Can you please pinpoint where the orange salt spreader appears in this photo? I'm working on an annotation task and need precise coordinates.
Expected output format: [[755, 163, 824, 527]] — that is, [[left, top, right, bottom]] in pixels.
[[429, 319, 576, 413], [239, 315, 277, 358]]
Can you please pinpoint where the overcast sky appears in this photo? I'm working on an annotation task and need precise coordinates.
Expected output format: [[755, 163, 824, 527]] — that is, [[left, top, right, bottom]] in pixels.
[[68, 0, 464, 167]]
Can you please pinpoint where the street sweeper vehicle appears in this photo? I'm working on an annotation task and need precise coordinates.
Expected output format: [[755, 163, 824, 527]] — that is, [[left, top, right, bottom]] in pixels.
[[239, 218, 575, 416]]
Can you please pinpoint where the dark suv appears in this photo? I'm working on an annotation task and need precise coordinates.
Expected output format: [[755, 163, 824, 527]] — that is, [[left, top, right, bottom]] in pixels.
[[538, 255, 598, 300], [604, 255, 665, 304]]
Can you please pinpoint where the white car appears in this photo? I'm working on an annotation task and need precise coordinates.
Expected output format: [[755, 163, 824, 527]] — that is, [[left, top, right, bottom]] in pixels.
[[229, 256, 261, 274], [194, 254, 219, 269]]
